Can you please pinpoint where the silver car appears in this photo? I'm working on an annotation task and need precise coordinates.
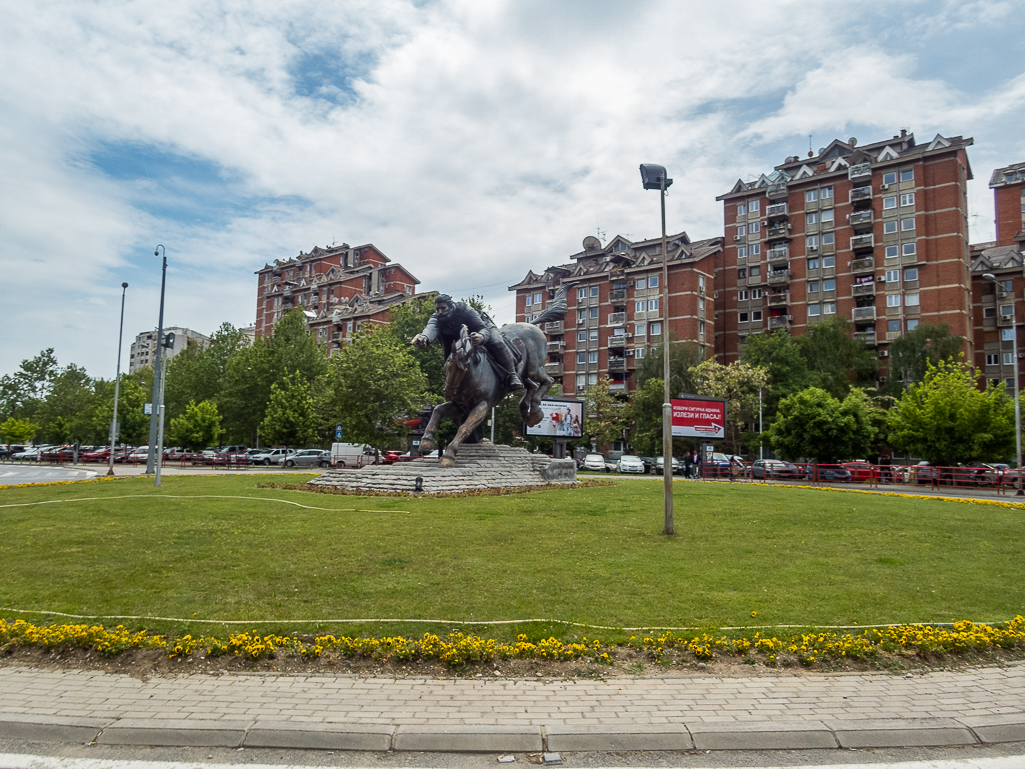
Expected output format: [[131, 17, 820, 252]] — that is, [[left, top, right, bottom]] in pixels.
[[617, 454, 646, 474], [278, 449, 330, 468]]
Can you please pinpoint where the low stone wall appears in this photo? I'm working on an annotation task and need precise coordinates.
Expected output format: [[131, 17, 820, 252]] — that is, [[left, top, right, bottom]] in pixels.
[[307, 441, 578, 494]]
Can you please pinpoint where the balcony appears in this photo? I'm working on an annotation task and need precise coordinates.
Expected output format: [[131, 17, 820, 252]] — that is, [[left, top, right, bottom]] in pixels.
[[546, 340, 565, 353], [609, 288, 627, 303], [852, 306, 876, 321], [545, 362, 563, 376], [849, 186, 873, 203], [608, 382, 627, 393], [768, 315, 791, 330], [849, 210, 873, 228], [766, 224, 791, 239], [850, 234, 875, 251], [853, 330, 877, 346], [852, 283, 876, 297], [766, 202, 788, 218], [608, 358, 627, 373], [767, 293, 788, 307], [766, 269, 792, 285], [608, 311, 626, 326], [544, 320, 563, 334], [848, 162, 872, 180], [766, 245, 789, 262], [851, 257, 875, 273], [608, 334, 627, 349], [767, 181, 788, 200]]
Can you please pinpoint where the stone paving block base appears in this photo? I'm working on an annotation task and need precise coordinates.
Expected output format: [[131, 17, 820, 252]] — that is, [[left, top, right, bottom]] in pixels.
[[545, 724, 694, 752], [690, 721, 837, 751], [958, 714, 1025, 744], [245, 722, 393, 751], [0, 713, 110, 744], [393, 725, 542, 753], [97, 718, 248, 747], [829, 718, 977, 748]]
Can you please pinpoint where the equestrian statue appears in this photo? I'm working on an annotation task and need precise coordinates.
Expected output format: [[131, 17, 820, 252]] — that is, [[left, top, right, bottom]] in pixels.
[[412, 288, 569, 468]]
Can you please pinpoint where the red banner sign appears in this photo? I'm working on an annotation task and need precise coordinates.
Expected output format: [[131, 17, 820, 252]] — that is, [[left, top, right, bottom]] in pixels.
[[671, 397, 727, 439]]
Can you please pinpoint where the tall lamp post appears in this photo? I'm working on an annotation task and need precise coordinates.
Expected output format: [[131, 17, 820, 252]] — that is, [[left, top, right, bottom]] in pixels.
[[983, 272, 1023, 495], [145, 245, 167, 477], [640, 164, 675, 535], [106, 282, 129, 476]]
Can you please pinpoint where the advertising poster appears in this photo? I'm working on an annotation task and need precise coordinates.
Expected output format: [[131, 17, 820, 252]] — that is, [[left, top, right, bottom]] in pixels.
[[671, 396, 727, 439], [525, 398, 584, 438]]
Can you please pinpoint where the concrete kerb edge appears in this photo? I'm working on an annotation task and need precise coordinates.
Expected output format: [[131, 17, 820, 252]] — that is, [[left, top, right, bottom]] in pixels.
[[4, 713, 1025, 752]]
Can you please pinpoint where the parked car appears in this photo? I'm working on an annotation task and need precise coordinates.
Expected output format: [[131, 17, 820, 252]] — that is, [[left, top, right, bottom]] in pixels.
[[817, 465, 853, 483], [912, 461, 937, 484], [249, 448, 291, 466], [638, 456, 655, 474], [842, 460, 875, 482], [616, 454, 646, 474], [582, 453, 610, 472], [381, 450, 404, 464], [279, 449, 331, 468], [12, 447, 43, 460], [655, 456, 682, 475], [752, 459, 802, 480]]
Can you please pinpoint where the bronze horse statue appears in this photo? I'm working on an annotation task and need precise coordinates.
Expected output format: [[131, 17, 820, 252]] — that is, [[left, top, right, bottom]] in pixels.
[[420, 291, 567, 468]]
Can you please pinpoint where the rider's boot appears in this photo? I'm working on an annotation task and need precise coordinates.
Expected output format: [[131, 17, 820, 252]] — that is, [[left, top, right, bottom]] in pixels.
[[486, 336, 524, 391], [506, 373, 524, 391]]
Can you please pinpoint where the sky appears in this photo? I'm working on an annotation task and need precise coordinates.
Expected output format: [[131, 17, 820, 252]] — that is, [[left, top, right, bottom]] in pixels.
[[2, 0, 1025, 379]]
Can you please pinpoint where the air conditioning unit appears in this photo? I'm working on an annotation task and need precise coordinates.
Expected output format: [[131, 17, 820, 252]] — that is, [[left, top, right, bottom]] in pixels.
[[881, 183, 890, 190], [626, 332, 633, 338], [625, 350, 634, 357], [808, 245, 818, 252], [734, 236, 743, 241], [879, 349, 889, 358], [877, 275, 887, 282], [1001, 314, 1013, 322], [879, 376, 887, 383]]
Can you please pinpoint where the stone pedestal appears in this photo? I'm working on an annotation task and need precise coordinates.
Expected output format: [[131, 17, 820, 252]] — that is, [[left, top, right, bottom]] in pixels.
[[307, 441, 578, 494]]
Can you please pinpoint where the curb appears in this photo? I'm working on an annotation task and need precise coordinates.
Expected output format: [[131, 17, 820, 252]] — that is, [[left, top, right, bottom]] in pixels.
[[4, 713, 1024, 753]]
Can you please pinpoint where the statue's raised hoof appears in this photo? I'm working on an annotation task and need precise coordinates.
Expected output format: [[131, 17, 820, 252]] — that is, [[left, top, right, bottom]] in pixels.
[[420, 437, 436, 453], [440, 455, 457, 468]]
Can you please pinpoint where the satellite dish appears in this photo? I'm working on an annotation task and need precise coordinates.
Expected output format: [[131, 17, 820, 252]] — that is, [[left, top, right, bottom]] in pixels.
[[849, 137, 858, 147], [583, 236, 602, 251]]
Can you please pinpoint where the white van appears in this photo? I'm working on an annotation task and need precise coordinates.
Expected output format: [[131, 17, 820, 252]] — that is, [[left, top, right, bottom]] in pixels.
[[330, 443, 377, 468]]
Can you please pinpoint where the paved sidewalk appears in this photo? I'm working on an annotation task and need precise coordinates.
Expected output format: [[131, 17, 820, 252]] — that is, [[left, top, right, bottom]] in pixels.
[[2, 664, 1024, 753]]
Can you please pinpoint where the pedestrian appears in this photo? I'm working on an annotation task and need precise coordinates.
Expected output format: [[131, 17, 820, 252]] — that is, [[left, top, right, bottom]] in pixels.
[[683, 451, 694, 479], [693, 450, 702, 479], [879, 454, 892, 484]]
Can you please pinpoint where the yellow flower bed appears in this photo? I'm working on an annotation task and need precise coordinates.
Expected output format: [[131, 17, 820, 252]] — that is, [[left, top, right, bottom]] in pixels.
[[2, 617, 1022, 669]]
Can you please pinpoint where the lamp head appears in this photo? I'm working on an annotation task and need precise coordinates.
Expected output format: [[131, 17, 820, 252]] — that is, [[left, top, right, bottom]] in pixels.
[[121, 282, 128, 288], [640, 164, 673, 191], [983, 273, 996, 281]]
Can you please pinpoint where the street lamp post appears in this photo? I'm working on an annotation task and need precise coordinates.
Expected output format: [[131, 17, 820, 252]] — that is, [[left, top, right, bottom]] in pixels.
[[145, 245, 167, 477], [106, 282, 129, 476], [983, 272, 1023, 495], [640, 164, 675, 536]]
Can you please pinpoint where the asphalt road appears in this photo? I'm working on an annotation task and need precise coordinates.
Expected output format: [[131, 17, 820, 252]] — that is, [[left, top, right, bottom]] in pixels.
[[0, 465, 97, 485]]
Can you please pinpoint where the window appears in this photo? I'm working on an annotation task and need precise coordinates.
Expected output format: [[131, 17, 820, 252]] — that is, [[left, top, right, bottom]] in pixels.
[[882, 171, 897, 186], [907, 318, 919, 331], [576, 311, 584, 326], [808, 257, 820, 270], [885, 245, 899, 258], [901, 217, 916, 231], [589, 329, 599, 341], [752, 310, 763, 321], [807, 234, 819, 248], [1000, 279, 1013, 292], [650, 322, 662, 336], [636, 301, 645, 312], [986, 354, 999, 366], [589, 307, 598, 318], [578, 287, 587, 300], [738, 290, 749, 301], [576, 374, 586, 389], [737, 203, 747, 215], [588, 351, 598, 364], [533, 293, 543, 305], [1003, 328, 1015, 341], [738, 246, 747, 258], [750, 265, 761, 277], [699, 275, 706, 290], [984, 307, 997, 318], [749, 243, 761, 254], [823, 302, 836, 315], [524, 294, 532, 306], [749, 200, 760, 212], [887, 294, 901, 307], [883, 196, 897, 209], [750, 221, 761, 233], [588, 373, 598, 385], [808, 280, 820, 293], [751, 288, 763, 299], [821, 208, 834, 223], [648, 299, 659, 311], [1004, 352, 1015, 366], [822, 232, 835, 245], [590, 286, 599, 297], [901, 192, 915, 206], [739, 312, 749, 322], [900, 169, 914, 182], [635, 322, 646, 336], [886, 269, 900, 283], [577, 352, 586, 364], [888, 320, 901, 332], [822, 256, 835, 268], [808, 304, 821, 316], [903, 267, 918, 281], [806, 189, 818, 202], [636, 278, 647, 289], [906, 292, 920, 307], [902, 242, 917, 256], [1000, 304, 1013, 316], [649, 275, 659, 288], [635, 347, 646, 359], [577, 330, 586, 342], [738, 268, 747, 279], [884, 220, 898, 234], [823, 278, 836, 292], [821, 186, 833, 199], [806, 212, 819, 225], [737, 225, 747, 237]]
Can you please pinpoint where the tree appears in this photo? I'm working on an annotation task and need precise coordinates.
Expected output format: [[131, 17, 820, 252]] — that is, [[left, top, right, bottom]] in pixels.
[[885, 322, 965, 392], [0, 417, 40, 444], [625, 377, 667, 457], [325, 327, 428, 448], [767, 387, 877, 463], [689, 359, 770, 453], [261, 371, 319, 448], [0, 348, 59, 421], [381, 294, 445, 395], [741, 329, 812, 415], [164, 323, 250, 424], [635, 336, 704, 396], [888, 359, 1014, 466], [797, 317, 877, 398], [582, 376, 628, 450], [36, 364, 97, 443], [95, 372, 151, 446], [168, 400, 223, 451]]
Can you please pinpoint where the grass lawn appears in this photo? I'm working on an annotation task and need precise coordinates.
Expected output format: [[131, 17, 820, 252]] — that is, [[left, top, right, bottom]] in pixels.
[[0, 474, 1022, 641]]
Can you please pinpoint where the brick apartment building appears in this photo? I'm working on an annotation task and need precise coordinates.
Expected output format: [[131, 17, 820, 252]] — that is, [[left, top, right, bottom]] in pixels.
[[508, 233, 721, 397], [254, 243, 420, 354], [128, 326, 210, 374], [715, 131, 975, 386]]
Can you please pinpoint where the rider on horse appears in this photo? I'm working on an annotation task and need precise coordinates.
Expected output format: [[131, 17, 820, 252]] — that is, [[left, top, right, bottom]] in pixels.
[[412, 294, 524, 391]]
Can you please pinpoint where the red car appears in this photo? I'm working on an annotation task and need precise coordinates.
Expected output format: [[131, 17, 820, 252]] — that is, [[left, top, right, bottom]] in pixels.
[[842, 461, 875, 482], [381, 451, 404, 464]]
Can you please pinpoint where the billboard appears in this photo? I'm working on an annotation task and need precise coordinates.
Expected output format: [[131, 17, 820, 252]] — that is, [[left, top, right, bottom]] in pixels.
[[671, 396, 727, 439], [525, 398, 584, 438]]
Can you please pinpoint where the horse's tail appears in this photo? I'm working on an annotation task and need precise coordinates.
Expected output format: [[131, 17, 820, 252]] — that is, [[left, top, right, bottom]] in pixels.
[[530, 285, 569, 326]]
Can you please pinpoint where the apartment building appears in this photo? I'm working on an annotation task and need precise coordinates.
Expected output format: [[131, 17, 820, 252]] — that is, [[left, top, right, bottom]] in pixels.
[[508, 233, 721, 397], [254, 243, 420, 354], [716, 131, 974, 384], [128, 326, 210, 374], [990, 162, 1025, 247]]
